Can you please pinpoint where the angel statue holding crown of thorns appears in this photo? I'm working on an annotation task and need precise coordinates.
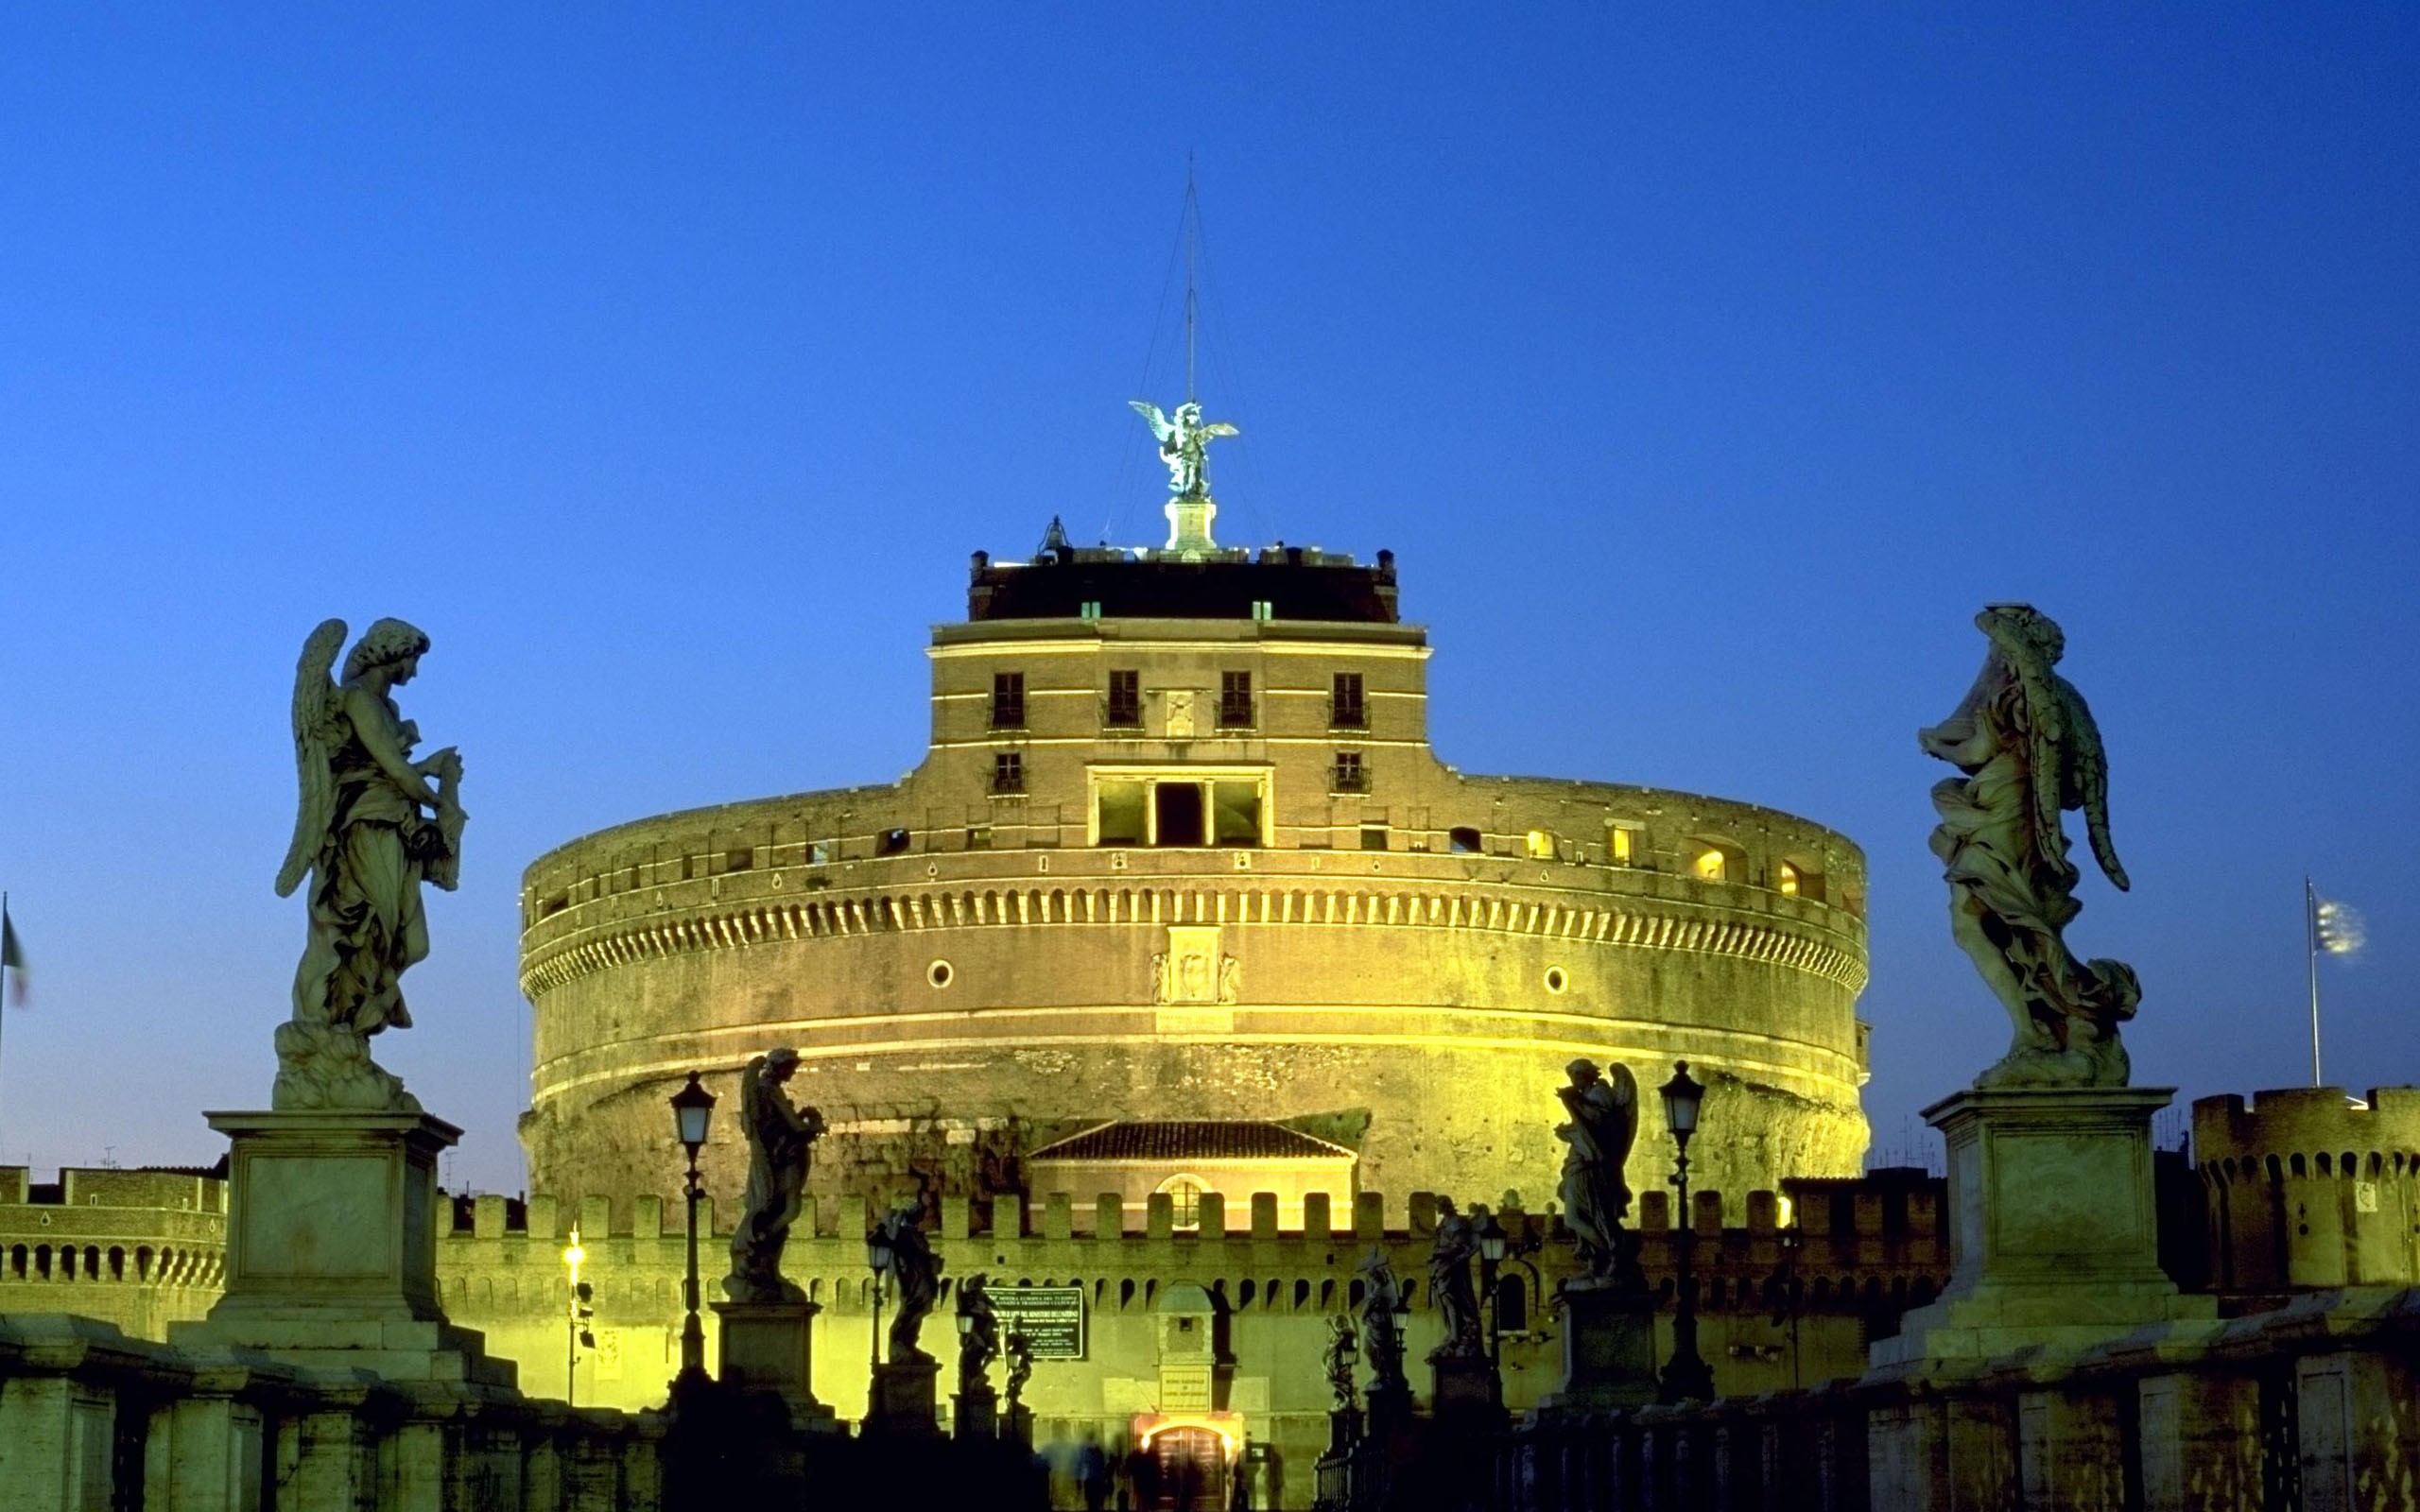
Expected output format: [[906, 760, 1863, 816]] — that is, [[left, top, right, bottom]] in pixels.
[[272, 617, 466, 1111]]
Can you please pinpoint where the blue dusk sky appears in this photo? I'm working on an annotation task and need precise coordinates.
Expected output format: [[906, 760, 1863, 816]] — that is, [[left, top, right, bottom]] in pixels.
[[1, 9, 2413, 1194]]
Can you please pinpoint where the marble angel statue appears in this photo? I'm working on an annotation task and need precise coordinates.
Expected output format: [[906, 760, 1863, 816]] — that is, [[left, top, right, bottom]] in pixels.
[[1129, 399, 1237, 497], [1919, 604, 2139, 1088], [273, 618, 465, 1111], [1557, 1058, 1644, 1287]]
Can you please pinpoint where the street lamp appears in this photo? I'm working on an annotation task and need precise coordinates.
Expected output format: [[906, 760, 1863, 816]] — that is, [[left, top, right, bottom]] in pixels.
[[563, 1226, 593, 1405], [668, 1072, 717, 1388], [1658, 1060, 1714, 1403], [865, 1225, 893, 1376]]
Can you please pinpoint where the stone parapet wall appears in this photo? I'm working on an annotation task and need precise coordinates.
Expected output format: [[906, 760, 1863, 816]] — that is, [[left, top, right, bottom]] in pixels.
[[0, 1312, 661, 1512], [1495, 1285, 2420, 1512], [2194, 1085, 2420, 1296]]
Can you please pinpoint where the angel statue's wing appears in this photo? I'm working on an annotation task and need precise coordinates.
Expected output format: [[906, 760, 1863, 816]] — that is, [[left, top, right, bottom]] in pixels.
[[1606, 1061, 1640, 1171], [274, 618, 348, 898], [1127, 400, 1171, 440], [1987, 616, 2074, 877], [1201, 422, 1239, 438], [2056, 678, 2130, 891]]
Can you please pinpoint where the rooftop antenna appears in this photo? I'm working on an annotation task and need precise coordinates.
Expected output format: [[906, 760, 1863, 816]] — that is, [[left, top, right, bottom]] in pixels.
[[1184, 151, 1200, 404]]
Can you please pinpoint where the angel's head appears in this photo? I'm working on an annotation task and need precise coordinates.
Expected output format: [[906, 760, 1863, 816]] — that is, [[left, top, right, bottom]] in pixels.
[[1564, 1057, 1601, 1089], [763, 1046, 802, 1083], [1976, 604, 2065, 666], [346, 618, 432, 682]]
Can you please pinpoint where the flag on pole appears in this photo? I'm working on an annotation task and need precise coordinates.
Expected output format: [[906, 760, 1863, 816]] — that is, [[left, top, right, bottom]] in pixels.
[[0, 902, 24, 1006], [2314, 894, 2366, 958]]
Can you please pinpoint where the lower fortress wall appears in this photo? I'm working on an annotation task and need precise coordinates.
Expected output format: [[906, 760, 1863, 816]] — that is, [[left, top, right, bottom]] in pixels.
[[433, 1176, 1949, 1481]]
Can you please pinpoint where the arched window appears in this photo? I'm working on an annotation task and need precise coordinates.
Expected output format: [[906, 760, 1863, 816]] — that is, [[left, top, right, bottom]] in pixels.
[[1525, 831, 1556, 861], [1776, 862, 1801, 896], [1155, 1175, 1208, 1232], [1448, 826, 1482, 854], [1693, 848, 1727, 882]]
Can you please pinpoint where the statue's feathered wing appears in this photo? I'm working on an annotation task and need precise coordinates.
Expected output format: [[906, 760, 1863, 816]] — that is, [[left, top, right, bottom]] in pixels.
[[2054, 676, 2129, 890], [1128, 400, 1171, 442], [275, 618, 347, 898], [1606, 1061, 1639, 1177]]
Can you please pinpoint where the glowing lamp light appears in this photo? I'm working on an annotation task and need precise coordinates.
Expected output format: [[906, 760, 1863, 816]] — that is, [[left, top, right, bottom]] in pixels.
[[562, 1229, 586, 1271], [669, 1073, 716, 1156], [867, 1230, 894, 1277], [1477, 1213, 1508, 1264]]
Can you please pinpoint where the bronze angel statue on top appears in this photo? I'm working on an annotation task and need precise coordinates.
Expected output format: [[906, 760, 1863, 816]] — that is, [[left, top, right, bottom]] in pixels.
[[273, 618, 466, 1111], [1129, 399, 1237, 498], [1920, 604, 2138, 1088]]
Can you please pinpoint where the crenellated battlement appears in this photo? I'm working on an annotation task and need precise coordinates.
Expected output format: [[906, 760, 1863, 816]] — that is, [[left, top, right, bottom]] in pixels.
[[437, 1173, 1949, 1310], [2193, 1085, 2420, 1295]]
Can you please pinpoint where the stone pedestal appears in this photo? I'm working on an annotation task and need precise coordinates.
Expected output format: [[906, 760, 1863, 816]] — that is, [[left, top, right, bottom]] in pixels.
[[170, 1109, 513, 1388], [868, 1357, 941, 1435], [1364, 1380, 1413, 1438], [1871, 1087, 2213, 1368], [711, 1299, 838, 1433], [1541, 1280, 1658, 1411], [953, 1383, 998, 1440], [1427, 1350, 1502, 1421]]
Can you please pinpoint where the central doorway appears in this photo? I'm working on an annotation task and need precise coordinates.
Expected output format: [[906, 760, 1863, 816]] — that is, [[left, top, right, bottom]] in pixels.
[[1147, 1426, 1227, 1512], [1153, 782, 1205, 847]]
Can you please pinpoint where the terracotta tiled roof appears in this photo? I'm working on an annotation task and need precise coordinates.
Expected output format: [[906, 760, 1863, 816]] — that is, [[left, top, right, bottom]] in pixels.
[[1028, 1121, 1357, 1163]]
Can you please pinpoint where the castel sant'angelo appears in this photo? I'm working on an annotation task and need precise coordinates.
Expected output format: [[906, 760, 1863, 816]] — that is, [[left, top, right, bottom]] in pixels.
[[514, 403, 1874, 1227]]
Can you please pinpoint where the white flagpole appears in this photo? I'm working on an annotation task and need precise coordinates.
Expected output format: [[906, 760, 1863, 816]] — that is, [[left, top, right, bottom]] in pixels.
[[0, 892, 10, 1148], [2306, 875, 2323, 1088]]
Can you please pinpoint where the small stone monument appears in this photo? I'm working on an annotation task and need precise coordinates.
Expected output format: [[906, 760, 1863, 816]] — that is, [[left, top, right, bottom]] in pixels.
[[953, 1273, 1001, 1440], [1425, 1197, 1498, 1419], [712, 1047, 837, 1430], [174, 619, 508, 1387]]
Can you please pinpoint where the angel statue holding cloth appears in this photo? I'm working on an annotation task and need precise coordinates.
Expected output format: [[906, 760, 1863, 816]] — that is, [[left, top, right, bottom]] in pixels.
[[272, 617, 466, 1111], [1920, 604, 2138, 1089]]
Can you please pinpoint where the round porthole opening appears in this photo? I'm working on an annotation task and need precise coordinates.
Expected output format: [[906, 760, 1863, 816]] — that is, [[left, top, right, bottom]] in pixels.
[[1543, 966, 1568, 995], [927, 959, 954, 989]]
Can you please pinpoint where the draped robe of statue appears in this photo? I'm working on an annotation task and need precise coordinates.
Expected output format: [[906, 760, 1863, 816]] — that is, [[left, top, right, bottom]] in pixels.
[[957, 1273, 999, 1395], [726, 1049, 823, 1303]]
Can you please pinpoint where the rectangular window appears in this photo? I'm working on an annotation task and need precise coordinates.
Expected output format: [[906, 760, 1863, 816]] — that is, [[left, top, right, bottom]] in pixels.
[[1332, 672, 1367, 729], [1333, 751, 1367, 794], [965, 824, 993, 850], [1106, 670, 1141, 728], [1080, 600, 1103, 620], [1219, 671, 1253, 729], [1360, 825, 1389, 851], [1608, 826, 1635, 865], [808, 841, 833, 866], [1251, 600, 1273, 622], [991, 672, 1026, 730], [993, 752, 1025, 794]]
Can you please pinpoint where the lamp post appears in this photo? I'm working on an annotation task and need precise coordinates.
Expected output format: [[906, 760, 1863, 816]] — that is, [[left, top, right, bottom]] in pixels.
[[562, 1226, 589, 1405], [668, 1072, 717, 1389], [1658, 1060, 1715, 1403]]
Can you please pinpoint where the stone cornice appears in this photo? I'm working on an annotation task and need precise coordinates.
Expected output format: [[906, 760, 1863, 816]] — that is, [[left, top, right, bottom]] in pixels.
[[519, 878, 1868, 1002]]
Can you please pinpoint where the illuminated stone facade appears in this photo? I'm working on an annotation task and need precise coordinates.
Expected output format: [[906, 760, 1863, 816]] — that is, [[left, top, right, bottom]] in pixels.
[[0, 1166, 226, 1341], [517, 538, 1872, 1217], [2195, 1083, 2420, 1297]]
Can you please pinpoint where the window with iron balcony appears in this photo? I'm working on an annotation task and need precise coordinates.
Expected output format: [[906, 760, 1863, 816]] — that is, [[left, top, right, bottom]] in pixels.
[[1219, 671, 1253, 729], [1332, 751, 1368, 794], [1331, 671, 1367, 729], [1105, 669, 1141, 728], [991, 672, 1026, 730], [993, 752, 1025, 795]]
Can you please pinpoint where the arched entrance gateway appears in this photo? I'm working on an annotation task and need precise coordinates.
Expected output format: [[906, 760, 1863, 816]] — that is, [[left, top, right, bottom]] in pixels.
[[1134, 1415, 1240, 1511]]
